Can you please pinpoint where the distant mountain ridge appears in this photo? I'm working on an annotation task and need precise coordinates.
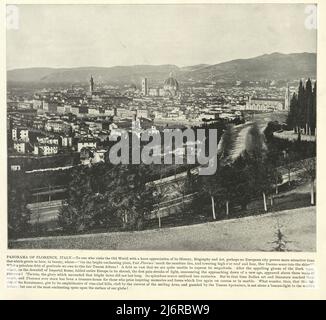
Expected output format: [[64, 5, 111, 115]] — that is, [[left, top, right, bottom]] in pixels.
[[7, 52, 316, 84], [183, 52, 316, 82]]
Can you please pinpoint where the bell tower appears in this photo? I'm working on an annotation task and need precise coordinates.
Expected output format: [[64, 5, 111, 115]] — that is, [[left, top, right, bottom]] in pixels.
[[90, 75, 94, 95], [284, 83, 290, 110]]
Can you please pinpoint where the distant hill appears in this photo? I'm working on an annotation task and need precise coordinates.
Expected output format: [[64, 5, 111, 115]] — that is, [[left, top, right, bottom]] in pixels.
[[7, 68, 59, 82], [179, 64, 210, 72], [180, 52, 316, 82], [7, 52, 316, 84], [7, 65, 180, 85]]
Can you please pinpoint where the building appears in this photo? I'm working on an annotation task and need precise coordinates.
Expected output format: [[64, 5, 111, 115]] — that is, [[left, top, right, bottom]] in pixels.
[[10, 165, 21, 171], [136, 109, 149, 119], [80, 147, 93, 165], [13, 141, 27, 154], [90, 75, 94, 95], [115, 108, 136, 119], [37, 136, 60, 145], [88, 107, 100, 116], [34, 144, 59, 156], [71, 106, 80, 116], [32, 119, 45, 130], [159, 88, 165, 96], [45, 120, 70, 133], [64, 104, 72, 113], [219, 112, 237, 120], [245, 96, 285, 111], [57, 105, 66, 114], [147, 125, 160, 135], [80, 147, 106, 165], [33, 99, 42, 110], [109, 123, 123, 138], [104, 108, 115, 116], [163, 73, 179, 97], [93, 149, 106, 163], [20, 129, 29, 142], [284, 84, 291, 111], [12, 128, 18, 141], [12, 128, 29, 142], [148, 88, 159, 97], [141, 78, 149, 96], [17, 102, 33, 110], [199, 113, 216, 121], [42, 101, 58, 113], [77, 139, 97, 152], [61, 135, 73, 147]]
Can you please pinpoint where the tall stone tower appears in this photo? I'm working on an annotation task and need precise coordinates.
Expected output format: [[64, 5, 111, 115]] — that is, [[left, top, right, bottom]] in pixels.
[[90, 75, 94, 95], [284, 83, 291, 110], [141, 78, 148, 96]]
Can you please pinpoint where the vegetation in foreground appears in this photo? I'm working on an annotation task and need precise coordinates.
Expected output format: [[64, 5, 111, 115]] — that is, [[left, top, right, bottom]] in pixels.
[[8, 206, 316, 252]]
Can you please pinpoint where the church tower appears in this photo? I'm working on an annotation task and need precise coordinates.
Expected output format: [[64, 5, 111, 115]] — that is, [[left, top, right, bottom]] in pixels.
[[90, 75, 94, 95], [141, 78, 148, 96], [284, 83, 291, 111]]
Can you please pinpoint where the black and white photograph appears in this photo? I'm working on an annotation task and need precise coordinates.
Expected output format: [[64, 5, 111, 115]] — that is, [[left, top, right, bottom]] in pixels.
[[7, 3, 317, 251]]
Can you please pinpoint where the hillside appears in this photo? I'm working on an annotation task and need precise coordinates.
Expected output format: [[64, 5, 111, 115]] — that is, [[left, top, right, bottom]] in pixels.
[[7, 65, 180, 84], [181, 52, 316, 82], [7, 52, 316, 84], [9, 207, 315, 251]]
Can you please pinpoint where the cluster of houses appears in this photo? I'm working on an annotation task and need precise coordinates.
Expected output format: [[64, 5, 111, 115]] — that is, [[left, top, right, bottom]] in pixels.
[[8, 77, 295, 173], [9, 110, 162, 170]]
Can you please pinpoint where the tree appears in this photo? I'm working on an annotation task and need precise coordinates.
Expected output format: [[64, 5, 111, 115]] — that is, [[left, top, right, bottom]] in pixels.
[[271, 168, 283, 195], [243, 124, 277, 211], [152, 186, 164, 229], [58, 166, 93, 233], [289, 79, 316, 135], [272, 226, 288, 252], [253, 160, 276, 212], [135, 182, 158, 230], [199, 174, 216, 220], [182, 169, 200, 214], [219, 164, 237, 217], [245, 123, 266, 156], [287, 93, 299, 132], [89, 162, 114, 194], [171, 169, 197, 214], [59, 163, 158, 233], [184, 168, 198, 195], [232, 155, 253, 211], [199, 160, 224, 220], [281, 149, 297, 186], [102, 164, 157, 230], [305, 78, 313, 135], [8, 172, 31, 239], [298, 158, 316, 205], [297, 79, 306, 131], [312, 81, 317, 135], [218, 125, 234, 163], [58, 202, 80, 234], [240, 152, 276, 213]]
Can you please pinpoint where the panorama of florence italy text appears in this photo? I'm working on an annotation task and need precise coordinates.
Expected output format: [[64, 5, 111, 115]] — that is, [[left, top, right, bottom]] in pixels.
[[7, 4, 316, 251]]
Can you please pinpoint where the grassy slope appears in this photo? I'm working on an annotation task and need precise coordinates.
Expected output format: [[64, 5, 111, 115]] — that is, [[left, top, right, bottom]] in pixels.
[[9, 206, 316, 251]]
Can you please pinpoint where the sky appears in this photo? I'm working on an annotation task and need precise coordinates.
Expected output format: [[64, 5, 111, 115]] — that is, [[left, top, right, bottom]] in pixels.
[[6, 4, 317, 70]]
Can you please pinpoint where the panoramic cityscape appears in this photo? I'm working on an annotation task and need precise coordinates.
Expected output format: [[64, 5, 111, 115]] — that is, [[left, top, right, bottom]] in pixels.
[[7, 4, 316, 251]]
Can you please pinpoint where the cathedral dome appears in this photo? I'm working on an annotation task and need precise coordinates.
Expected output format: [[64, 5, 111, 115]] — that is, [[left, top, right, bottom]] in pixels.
[[163, 73, 179, 95]]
